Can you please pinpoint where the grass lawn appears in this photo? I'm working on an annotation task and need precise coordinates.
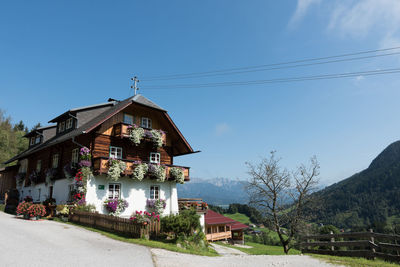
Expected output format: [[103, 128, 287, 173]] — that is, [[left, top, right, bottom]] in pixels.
[[309, 254, 400, 267], [223, 213, 251, 224], [217, 241, 300, 255], [53, 218, 218, 257]]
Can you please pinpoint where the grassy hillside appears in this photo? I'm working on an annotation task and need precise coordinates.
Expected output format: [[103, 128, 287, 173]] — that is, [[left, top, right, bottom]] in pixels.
[[223, 213, 251, 224], [308, 140, 400, 230]]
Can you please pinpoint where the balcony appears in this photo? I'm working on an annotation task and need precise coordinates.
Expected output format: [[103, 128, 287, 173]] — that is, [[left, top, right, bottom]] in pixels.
[[206, 231, 232, 242], [178, 198, 208, 213], [92, 157, 190, 181], [113, 123, 167, 145]]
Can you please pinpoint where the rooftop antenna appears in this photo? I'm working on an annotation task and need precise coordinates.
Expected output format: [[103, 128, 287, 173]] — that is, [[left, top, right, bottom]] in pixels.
[[131, 76, 139, 96]]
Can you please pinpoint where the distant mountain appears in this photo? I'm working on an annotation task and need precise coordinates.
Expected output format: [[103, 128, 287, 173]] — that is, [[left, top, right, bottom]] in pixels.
[[177, 177, 248, 205], [309, 140, 400, 229]]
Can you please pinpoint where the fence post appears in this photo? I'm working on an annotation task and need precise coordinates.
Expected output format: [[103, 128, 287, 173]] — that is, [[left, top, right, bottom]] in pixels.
[[369, 229, 376, 259], [330, 231, 335, 252]]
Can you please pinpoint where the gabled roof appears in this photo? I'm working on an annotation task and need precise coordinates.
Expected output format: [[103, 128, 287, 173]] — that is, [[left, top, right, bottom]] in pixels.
[[3, 94, 194, 164], [24, 124, 57, 137], [49, 102, 116, 123], [205, 210, 249, 231]]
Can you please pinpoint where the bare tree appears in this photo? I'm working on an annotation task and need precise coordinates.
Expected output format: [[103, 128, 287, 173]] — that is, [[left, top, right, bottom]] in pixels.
[[245, 151, 320, 254]]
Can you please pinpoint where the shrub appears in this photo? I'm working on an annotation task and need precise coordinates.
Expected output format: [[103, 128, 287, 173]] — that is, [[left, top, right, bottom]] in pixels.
[[161, 209, 201, 238], [27, 204, 46, 218], [56, 205, 70, 216], [130, 210, 160, 224], [23, 196, 33, 202], [16, 201, 33, 216], [73, 203, 96, 213]]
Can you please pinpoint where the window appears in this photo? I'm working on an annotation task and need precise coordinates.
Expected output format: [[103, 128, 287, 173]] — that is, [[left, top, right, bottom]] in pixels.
[[109, 146, 122, 159], [149, 152, 160, 164], [59, 121, 65, 132], [219, 226, 225, 232], [71, 148, 79, 165], [52, 154, 59, 168], [66, 118, 73, 129], [123, 113, 134, 125], [207, 227, 212, 234], [108, 183, 120, 199], [30, 137, 35, 146], [141, 117, 152, 129], [36, 160, 42, 172], [150, 185, 159, 200], [35, 135, 41, 144]]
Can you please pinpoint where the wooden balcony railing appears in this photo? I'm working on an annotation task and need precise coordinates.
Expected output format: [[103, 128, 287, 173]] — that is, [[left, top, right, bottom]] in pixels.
[[92, 157, 190, 181], [113, 123, 167, 145], [206, 231, 232, 242], [178, 198, 208, 213]]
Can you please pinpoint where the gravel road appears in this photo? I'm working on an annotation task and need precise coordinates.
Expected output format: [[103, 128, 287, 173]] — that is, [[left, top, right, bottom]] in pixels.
[[0, 212, 153, 267], [0, 211, 342, 267]]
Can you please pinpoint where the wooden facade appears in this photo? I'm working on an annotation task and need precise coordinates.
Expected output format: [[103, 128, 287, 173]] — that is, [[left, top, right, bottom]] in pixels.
[[0, 166, 18, 200]]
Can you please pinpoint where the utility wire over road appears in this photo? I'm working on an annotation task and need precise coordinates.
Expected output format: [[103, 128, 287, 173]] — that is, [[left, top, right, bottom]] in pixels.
[[141, 46, 400, 81]]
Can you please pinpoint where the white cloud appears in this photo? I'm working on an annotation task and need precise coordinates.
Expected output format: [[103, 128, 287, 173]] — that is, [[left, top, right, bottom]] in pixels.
[[327, 0, 400, 47], [215, 123, 230, 136], [289, 0, 321, 28]]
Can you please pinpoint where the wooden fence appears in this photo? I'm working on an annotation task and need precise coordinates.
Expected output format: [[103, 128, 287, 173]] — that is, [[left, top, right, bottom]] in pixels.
[[300, 230, 400, 263], [69, 210, 160, 239]]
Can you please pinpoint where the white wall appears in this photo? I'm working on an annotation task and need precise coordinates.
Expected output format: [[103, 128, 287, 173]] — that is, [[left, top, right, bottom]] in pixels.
[[86, 175, 179, 218], [17, 178, 74, 204]]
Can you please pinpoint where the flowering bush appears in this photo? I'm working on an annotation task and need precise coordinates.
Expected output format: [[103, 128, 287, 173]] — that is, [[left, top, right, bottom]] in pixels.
[[132, 161, 148, 181], [149, 129, 164, 148], [107, 158, 127, 181], [128, 124, 145, 145], [16, 201, 33, 216], [29, 170, 40, 185], [146, 199, 166, 215], [72, 147, 93, 203], [104, 198, 129, 216], [73, 170, 86, 201], [170, 167, 185, 184], [15, 173, 26, 186], [148, 164, 166, 182], [130, 210, 160, 224], [27, 204, 46, 218]]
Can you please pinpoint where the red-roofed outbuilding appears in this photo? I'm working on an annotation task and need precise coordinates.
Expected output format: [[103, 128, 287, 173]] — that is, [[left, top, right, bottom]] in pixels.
[[205, 209, 249, 244]]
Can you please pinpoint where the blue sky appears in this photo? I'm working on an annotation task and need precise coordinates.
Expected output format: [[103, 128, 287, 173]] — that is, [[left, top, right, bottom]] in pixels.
[[1, 0, 400, 185]]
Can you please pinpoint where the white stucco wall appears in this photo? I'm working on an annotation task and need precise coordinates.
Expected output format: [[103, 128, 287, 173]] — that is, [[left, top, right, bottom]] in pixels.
[[199, 213, 205, 232], [17, 178, 74, 204], [86, 175, 179, 218]]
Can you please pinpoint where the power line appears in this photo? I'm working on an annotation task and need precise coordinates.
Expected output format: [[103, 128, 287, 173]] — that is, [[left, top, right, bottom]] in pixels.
[[142, 67, 400, 89], [141, 46, 400, 81]]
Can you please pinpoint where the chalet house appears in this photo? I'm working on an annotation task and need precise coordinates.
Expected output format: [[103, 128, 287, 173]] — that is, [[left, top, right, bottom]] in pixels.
[[2, 95, 197, 219]]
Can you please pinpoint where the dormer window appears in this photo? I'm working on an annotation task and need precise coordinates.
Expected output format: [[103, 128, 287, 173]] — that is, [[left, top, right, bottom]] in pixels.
[[35, 135, 41, 144], [60, 121, 65, 132], [30, 137, 35, 146], [66, 118, 73, 129], [123, 114, 134, 125], [141, 117, 152, 129]]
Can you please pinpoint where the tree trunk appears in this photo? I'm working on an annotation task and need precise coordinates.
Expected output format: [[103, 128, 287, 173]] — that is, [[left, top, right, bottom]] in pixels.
[[283, 244, 289, 254]]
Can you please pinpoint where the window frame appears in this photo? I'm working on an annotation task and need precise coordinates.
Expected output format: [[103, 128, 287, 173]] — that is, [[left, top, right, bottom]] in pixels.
[[108, 183, 121, 200], [150, 185, 160, 200], [66, 118, 73, 129], [52, 154, 59, 169], [123, 113, 134, 125], [149, 152, 161, 164], [141, 117, 152, 129], [59, 121, 65, 132], [30, 137, 35, 146], [109, 146, 123, 159], [71, 148, 79, 165], [35, 135, 41, 144]]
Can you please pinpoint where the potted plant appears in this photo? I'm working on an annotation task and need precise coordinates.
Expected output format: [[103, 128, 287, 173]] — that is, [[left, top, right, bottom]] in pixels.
[[56, 205, 70, 221], [128, 124, 145, 145], [132, 161, 148, 181], [103, 198, 129, 216], [27, 204, 46, 220], [43, 197, 56, 218], [146, 199, 166, 215], [148, 164, 166, 182], [107, 158, 126, 181], [169, 167, 185, 184], [16, 201, 33, 219]]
